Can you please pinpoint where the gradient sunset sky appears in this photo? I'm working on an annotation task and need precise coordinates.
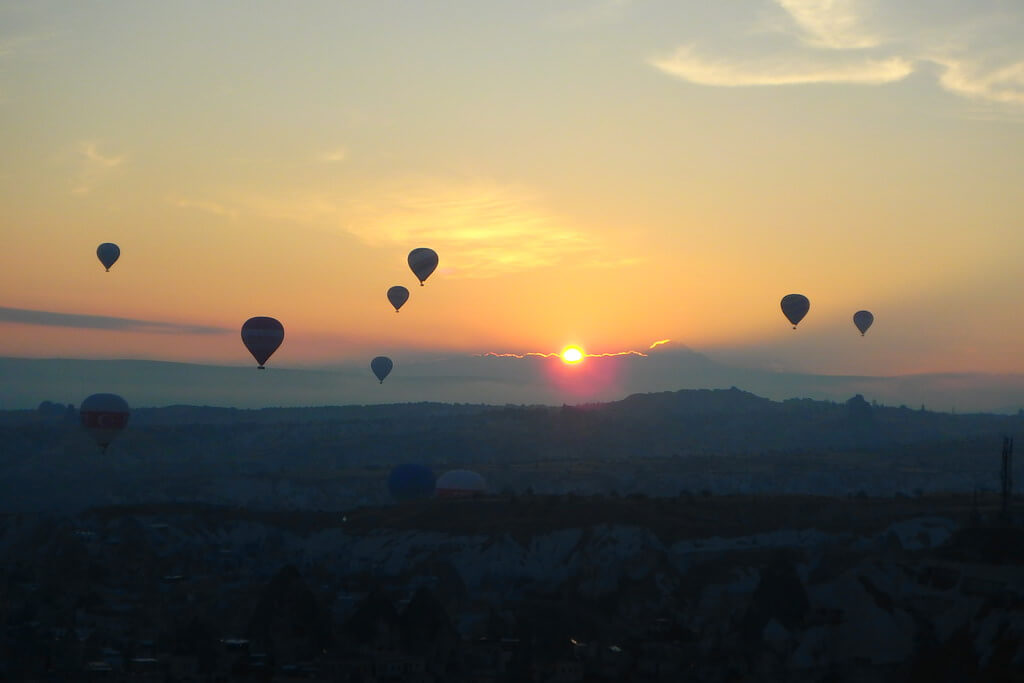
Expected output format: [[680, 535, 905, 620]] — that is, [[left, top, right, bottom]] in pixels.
[[3, 0, 1024, 379]]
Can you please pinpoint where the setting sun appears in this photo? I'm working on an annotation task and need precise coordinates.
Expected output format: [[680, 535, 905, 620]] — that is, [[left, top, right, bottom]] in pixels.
[[561, 345, 584, 364]]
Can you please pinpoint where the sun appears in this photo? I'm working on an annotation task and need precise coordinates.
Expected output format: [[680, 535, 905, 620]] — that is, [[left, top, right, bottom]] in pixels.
[[561, 345, 585, 364]]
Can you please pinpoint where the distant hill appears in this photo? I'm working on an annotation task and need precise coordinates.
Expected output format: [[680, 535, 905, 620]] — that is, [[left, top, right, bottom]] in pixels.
[[2, 354, 1024, 413], [1, 384, 1022, 513]]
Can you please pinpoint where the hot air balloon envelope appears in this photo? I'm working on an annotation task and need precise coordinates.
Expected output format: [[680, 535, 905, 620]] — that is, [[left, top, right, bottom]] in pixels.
[[371, 356, 393, 383], [96, 243, 120, 271], [80, 393, 130, 451], [387, 286, 410, 312], [781, 294, 810, 328], [241, 317, 284, 368], [388, 464, 436, 501], [853, 310, 874, 336], [408, 248, 439, 285]]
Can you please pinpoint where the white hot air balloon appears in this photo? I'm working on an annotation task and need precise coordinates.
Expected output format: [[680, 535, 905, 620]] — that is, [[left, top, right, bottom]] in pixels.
[[435, 469, 487, 498]]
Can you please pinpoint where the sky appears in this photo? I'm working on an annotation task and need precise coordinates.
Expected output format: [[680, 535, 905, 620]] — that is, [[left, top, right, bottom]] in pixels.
[[2, 0, 1024, 405]]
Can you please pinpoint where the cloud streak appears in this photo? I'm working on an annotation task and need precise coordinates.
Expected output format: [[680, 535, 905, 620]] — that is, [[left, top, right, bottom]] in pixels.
[[478, 340, 673, 359], [317, 146, 347, 163], [343, 181, 598, 276], [650, 45, 912, 86], [775, 0, 879, 49], [172, 197, 238, 219], [79, 141, 124, 168], [234, 179, 603, 277], [72, 140, 125, 195], [0, 307, 229, 335], [651, 1, 1024, 108], [934, 56, 1024, 106]]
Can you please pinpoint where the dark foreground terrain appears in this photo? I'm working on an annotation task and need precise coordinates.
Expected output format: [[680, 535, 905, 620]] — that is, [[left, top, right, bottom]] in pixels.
[[2, 493, 1022, 682], [4, 388, 1024, 513], [3, 389, 1023, 679]]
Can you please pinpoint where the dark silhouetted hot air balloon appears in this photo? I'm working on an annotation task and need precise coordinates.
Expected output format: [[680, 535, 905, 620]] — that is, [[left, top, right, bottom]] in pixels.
[[781, 294, 810, 329], [371, 356, 393, 383], [388, 464, 435, 502], [241, 317, 284, 369], [408, 248, 438, 286], [80, 393, 130, 452], [853, 310, 874, 336], [96, 243, 120, 272], [387, 286, 410, 312]]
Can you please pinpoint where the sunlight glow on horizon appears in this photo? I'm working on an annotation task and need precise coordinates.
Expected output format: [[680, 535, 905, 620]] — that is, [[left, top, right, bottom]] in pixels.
[[561, 345, 584, 364]]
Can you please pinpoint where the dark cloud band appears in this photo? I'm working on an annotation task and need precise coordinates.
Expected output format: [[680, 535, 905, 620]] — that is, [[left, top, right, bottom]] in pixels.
[[0, 306, 229, 335]]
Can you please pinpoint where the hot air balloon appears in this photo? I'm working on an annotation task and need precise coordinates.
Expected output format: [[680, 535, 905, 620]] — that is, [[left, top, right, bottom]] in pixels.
[[387, 286, 410, 312], [853, 310, 874, 336], [435, 469, 487, 498], [780, 294, 810, 329], [388, 464, 436, 502], [80, 393, 130, 452], [96, 243, 120, 272], [241, 317, 284, 369], [371, 356, 393, 383], [408, 248, 438, 286]]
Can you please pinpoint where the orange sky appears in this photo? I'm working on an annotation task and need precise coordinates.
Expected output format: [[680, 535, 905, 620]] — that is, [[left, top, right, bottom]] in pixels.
[[3, 1, 1024, 379]]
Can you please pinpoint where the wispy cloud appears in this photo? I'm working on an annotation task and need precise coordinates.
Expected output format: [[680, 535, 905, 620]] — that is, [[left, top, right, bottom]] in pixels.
[[651, 1, 1024, 109], [171, 197, 239, 220], [650, 45, 912, 86], [230, 179, 603, 277], [0, 307, 229, 335], [775, 0, 879, 49], [72, 140, 125, 195], [933, 56, 1024, 106], [340, 181, 596, 276], [317, 146, 347, 163], [79, 141, 124, 168]]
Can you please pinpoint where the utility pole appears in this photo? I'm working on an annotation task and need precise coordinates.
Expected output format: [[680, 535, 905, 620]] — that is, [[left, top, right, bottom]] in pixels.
[[1001, 436, 1013, 523], [970, 488, 980, 528]]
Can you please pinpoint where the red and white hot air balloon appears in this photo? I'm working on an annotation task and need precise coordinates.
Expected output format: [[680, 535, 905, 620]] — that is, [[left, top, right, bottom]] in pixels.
[[80, 393, 130, 452]]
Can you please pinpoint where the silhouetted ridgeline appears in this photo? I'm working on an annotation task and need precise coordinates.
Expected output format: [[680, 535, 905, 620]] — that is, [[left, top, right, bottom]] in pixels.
[[1, 388, 1021, 512], [4, 355, 1024, 412]]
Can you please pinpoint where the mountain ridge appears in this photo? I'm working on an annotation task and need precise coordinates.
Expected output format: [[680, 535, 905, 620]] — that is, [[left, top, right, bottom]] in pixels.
[[3, 354, 1024, 413]]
